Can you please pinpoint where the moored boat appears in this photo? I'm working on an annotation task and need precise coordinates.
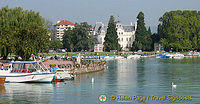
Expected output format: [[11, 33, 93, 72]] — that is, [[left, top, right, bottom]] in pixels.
[[184, 52, 197, 58], [104, 56, 115, 60], [173, 53, 184, 59], [141, 54, 156, 58], [114, 56, 124, 59], [184, 55, 194, 58], [184, 53, 196, 58], [156, 52, 173, 58], [52, 68, 74, 82], [0, 61, 54, 83], [127, 55, 141, 59]]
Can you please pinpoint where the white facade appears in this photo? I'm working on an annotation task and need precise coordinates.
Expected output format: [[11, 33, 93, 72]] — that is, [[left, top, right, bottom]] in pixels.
[[93, 21, 137, 51], [93, 22, 107, 44], [54, 20, 75, 41], [94, 44, 104, 52]]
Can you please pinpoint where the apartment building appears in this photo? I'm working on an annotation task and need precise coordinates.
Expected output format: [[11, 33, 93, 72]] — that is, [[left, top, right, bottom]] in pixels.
[[54, 20, 75, 41]]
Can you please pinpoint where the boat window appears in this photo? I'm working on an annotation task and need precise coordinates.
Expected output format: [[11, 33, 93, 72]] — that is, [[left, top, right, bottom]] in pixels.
[[1, 64, 3, 70]]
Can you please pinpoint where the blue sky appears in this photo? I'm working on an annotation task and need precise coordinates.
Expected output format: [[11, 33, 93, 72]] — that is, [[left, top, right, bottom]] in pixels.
[[0, 0, 200, 32]]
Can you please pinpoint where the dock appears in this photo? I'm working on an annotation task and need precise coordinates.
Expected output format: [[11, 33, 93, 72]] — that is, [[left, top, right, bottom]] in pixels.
[[73, 65, 105, 75], [43, 59, 106, 75]]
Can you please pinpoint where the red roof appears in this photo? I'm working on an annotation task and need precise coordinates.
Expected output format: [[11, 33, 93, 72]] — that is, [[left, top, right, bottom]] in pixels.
[[55, 20, 75, 25]]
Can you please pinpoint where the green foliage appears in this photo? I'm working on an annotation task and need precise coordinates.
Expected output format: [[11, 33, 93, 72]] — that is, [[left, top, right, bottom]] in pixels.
[[158, 10, 200, 51], [62, 22, 96, 52], [50, 64, 56, 68], [50, 39, 62, 51], [0, 6, 51, 60], [103, 15, 120, 51], [63, 28, 74, 52], [132, 12, 152, 51]]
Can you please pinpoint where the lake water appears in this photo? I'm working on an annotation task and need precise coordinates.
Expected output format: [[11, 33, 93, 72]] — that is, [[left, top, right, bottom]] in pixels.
[[0, 58, 199, 104]]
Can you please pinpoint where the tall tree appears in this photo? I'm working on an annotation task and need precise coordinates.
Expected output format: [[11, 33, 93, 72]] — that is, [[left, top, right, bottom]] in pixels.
[[132, 12, 152, 51], [146, 27, 153, 50], [63, 22, 96, 52], [0, 6, 51, 60], [103, 15, 120, 51]]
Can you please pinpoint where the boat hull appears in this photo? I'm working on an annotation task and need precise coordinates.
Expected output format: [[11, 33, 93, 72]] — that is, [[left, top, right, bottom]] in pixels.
[[53, 72, 74, 82], [0, 73, 54, 83], [173, 57, 184, 59]]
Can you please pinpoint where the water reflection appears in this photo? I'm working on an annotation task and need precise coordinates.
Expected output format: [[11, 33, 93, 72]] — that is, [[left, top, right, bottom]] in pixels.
[[0, 85, 5, 93], [106, 58, 196, 103], [136, 58, 172, 96], [116, 59, 138, 94], [0, 83, 54, 103]]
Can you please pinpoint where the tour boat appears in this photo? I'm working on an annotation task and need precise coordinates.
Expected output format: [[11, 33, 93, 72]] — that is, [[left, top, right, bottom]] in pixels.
[[52, 68, 74, 82], [127, 55, 141, 59], [0, 61, 55, 83]]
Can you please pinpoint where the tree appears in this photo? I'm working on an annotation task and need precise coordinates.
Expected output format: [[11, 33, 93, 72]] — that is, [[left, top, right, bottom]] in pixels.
[[50, 39, 62, 51], [63, 22, 96, 52], [0, 6, 17, 59], [63, 29, 74, 52], [158, 10, 200, 51], [0, 6, 51, 60], [131, 12, 152, 51], [147, 27, 153, 50], [103, 15, 120, 51]]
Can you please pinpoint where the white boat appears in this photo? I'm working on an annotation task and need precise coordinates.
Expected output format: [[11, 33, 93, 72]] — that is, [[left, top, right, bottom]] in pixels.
[[173, 54, 184, 59], [0, 61, 54, 83], [156, 56, 161, 58], [115, 56, 124, 59], [104, 56, 115, 60], [127, 55, 141, 59], [53, 68, 74, 82]]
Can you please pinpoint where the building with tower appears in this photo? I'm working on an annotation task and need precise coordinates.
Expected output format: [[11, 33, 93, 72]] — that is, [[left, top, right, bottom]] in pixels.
[[93, 21, 137, 51]]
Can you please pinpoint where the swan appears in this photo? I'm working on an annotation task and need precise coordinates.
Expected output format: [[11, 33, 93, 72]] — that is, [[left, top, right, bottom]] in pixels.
[[172, 82, 177, 89]]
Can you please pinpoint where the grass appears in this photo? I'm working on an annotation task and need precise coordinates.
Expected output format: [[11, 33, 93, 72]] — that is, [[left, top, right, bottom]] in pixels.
[[41, 51, 157, 57], [5, 51, 194, 58]]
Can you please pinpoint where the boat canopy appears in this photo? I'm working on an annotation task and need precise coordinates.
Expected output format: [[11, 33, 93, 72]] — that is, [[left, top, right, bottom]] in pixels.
[[9, 61, 39, 64]]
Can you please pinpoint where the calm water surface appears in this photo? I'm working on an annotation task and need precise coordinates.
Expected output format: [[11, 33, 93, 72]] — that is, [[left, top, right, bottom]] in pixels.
[[0, 58, 200, 104]]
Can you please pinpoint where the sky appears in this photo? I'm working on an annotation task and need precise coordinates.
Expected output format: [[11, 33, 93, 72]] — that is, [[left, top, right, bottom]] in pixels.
[[0, 0, 200, 32]]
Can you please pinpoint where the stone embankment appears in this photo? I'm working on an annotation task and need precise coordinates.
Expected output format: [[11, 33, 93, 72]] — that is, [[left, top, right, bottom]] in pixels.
[[73, 65, 105, 75], [43, 60, 105, 74]]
